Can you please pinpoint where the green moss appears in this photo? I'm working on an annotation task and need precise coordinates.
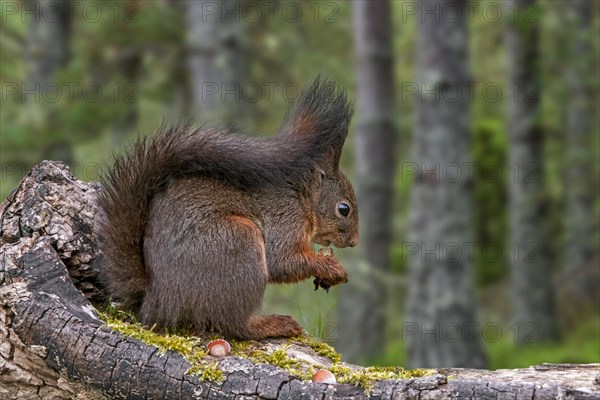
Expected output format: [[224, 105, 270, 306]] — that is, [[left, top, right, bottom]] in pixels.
[[187, 362, 223, 382], [99, 307, 432, 390], [290, 335, 433, 391], [329, 364, 432, 393], [227, 335, 345, 381], [231, 343, 313, 380], [228, 338, 255, 354], [292, 335, 342, 363], [98, 307, 222, 381], [255, 347, 303, 371], [99, 309, 201, 356]]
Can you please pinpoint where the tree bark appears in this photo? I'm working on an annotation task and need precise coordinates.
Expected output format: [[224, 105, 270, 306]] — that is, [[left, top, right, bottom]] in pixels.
[[25, 0, 71, 89], [405, 0, 487, 369], [1, 161, 599, 399], [565, 0, 599, 270], [25, 0, 74, 163], [337, 0, 396, 363], [108, 47, 142, 148], [505, 0, 559, 342], [186, 0, 253, 128]]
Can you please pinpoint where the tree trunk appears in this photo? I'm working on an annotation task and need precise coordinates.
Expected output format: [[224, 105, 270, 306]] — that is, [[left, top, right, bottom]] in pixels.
[[109, 47, 142, 147], [1, 161, 599, 399], [25, 0, 71, 89], [405, 0, 487, 369], [337, 0, 396, 363], [25, 0, 74, 163], [186, 0, 253, 128], [565, 0, 598, 270], [505, 0, 559, 342]]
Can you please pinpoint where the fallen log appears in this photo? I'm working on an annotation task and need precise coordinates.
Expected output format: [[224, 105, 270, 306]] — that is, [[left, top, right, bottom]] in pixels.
[[1, 161, 598, 399]]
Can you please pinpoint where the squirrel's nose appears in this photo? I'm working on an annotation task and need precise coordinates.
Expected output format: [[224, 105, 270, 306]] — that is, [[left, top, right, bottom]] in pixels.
[[349, 236, 359, 247]]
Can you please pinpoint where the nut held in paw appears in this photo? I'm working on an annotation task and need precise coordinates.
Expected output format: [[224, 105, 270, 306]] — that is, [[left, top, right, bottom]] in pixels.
[[312, 369, 336, 384], [318, 247, 334, 257]]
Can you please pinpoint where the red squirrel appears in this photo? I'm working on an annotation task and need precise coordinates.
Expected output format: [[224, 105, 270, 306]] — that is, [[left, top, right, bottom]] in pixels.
[[98, 78, 358, 340]]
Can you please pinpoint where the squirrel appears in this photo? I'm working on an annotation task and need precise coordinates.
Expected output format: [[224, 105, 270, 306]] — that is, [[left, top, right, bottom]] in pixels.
[[98, 78, 358, 340]]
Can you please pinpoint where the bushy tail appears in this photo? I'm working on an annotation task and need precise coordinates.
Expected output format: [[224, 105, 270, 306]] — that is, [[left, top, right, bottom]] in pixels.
[[97, 78, 352, 311]]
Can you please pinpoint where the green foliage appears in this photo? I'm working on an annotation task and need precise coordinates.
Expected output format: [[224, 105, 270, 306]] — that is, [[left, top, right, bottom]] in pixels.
[[0, 0, 186, 199], [390, 243, 407, 273], [296, 303, 341, 343], [488, 317, 600, 369], [263, 280, 339, 344], [471, 120, 509, 285], [370, 317, 600, 370]]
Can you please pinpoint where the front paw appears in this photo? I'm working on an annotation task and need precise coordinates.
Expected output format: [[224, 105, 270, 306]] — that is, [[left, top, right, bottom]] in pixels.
[[314, 257, 348, 291], [313, 277, 332, 292]]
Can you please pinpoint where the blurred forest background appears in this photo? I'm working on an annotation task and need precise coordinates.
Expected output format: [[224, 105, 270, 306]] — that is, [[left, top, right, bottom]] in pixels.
[[1, 0, 599, 370]]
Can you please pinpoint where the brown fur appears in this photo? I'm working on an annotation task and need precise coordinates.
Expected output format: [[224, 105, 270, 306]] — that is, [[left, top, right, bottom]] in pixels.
[[98, 78, 358, 340]]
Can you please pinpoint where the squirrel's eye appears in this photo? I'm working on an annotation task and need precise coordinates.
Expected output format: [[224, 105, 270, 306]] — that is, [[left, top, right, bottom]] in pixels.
[[337, 202, 350, 217]]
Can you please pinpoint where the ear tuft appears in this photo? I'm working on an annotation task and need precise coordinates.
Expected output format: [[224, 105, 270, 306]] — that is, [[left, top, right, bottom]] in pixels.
[[279, 76, 354, 168]]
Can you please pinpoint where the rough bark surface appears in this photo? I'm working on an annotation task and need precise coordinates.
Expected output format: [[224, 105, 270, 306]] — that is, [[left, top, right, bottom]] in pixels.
[[565, 0, 599, 270], [25, 0, 75, 164], [338, 0, 396, 363], [186, 0, 252, 127], [505, 0, 559, 342], [405, 0, 487, 369], [1, 161, 599, 399]]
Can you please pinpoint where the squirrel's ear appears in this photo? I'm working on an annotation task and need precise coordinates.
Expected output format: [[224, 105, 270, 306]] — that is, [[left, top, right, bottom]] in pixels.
[[279, 77, 353, 169], [315, 166, 327, 186], [317, 148, 340, 173]]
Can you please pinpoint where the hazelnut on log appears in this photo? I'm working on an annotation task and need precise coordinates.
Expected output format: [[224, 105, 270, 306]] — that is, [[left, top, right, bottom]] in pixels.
[[312, 369, 336, 384], [207, 339, 231, 357]]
